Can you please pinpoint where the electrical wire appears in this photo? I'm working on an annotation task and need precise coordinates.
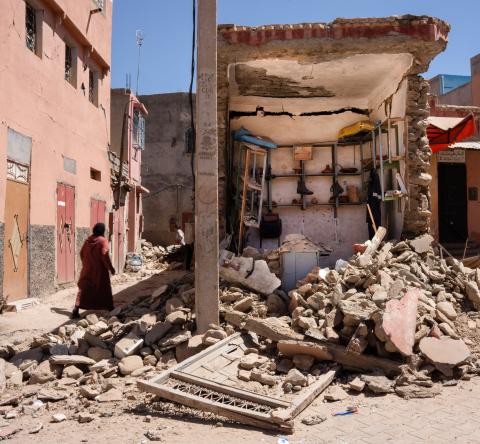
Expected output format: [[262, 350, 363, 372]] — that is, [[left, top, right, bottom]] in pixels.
[[189, 0, 196, 196]]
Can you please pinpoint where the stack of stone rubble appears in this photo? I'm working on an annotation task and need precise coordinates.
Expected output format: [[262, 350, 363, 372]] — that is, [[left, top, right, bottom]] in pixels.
[[124, 241, 184, 274], [2, 233, 480, 406], [0, 277, 198, 404], [220, 233, 480, 398]]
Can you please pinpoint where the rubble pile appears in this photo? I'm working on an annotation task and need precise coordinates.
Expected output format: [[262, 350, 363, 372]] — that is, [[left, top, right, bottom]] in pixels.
[[219, 233, 480, 399], [0, 276, 198, 415], [124, 240, 183, 274], [2, 233, 480, 426]]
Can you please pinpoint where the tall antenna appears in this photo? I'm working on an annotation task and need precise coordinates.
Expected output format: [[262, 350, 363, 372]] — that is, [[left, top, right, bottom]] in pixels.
[[135, 30, 144, 96]]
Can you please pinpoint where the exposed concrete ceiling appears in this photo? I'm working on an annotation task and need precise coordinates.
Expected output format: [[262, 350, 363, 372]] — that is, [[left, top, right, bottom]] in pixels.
[[229, 53, 413, 113]]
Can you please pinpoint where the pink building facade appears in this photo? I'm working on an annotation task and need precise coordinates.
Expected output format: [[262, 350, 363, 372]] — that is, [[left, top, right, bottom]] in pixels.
[[109, 89, 148, 273], [0, 0, 113, 304]]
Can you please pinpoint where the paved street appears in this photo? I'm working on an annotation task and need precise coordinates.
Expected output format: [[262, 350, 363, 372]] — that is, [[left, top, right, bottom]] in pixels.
[[6, 377, 480, 444], [292, 379, 480, 444]]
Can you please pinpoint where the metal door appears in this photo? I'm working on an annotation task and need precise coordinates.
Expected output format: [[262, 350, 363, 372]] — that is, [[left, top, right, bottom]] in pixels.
[[114, 206, 125, 273], [90, 198, 106, 229], [57, 183, 75, 283], [3, 163, 29, 302]]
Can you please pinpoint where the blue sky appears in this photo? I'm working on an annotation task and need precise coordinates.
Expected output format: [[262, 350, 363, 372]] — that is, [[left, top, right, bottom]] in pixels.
[[111, 0, 480, 95]]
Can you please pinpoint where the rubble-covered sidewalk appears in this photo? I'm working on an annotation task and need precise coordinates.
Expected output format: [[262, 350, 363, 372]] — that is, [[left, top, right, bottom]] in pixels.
[[1, 234, 480, 436]]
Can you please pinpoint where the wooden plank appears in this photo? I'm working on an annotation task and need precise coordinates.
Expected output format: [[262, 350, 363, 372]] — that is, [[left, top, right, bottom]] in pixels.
[[238, 148, 250, 253], [358, 226, 387, 266], [288, 369, 337, 418], [277, 340, 401, 377], [244, 318, 304, 342], [172, 371, 290, 408], [137, 380, 292, 433], [140, 334, 243, 388]]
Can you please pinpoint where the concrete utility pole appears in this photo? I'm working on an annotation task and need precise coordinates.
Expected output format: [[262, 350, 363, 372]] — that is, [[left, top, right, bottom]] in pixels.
[[195, 0, 219, 332]]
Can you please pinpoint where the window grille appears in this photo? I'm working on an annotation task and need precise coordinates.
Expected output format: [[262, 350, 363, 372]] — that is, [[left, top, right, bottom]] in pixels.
[[65, 45, 72, 82], [26, 3, 37, 53]]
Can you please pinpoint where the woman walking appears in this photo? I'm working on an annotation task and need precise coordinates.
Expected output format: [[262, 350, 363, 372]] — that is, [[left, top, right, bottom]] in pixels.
[[72, 223, 115, 318]]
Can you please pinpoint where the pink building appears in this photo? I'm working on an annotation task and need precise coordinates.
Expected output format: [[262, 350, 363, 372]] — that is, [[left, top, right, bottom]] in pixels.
[[0, 0, 113, 304], [109, 89, 148, 273]]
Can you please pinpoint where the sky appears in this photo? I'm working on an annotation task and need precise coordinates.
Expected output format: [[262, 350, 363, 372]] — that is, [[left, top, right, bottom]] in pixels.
[[111, 0, 480, 95]]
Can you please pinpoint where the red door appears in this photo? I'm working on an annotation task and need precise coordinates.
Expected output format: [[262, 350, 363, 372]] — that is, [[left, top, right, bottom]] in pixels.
[[57, 184, 75, 283], [113, 206, 125, 273], [90, 199, 106, 229]]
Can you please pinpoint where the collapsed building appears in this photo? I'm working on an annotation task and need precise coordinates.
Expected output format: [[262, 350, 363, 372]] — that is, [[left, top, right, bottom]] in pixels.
[[217, 16, 450, 263]]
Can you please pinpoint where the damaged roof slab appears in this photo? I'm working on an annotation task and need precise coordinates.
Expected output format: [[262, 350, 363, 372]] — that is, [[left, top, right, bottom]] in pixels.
[[220, 16, 449, 118]]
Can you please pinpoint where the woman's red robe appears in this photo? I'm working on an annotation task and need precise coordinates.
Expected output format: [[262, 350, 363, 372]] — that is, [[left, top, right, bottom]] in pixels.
[[76, 235, 114, 311]]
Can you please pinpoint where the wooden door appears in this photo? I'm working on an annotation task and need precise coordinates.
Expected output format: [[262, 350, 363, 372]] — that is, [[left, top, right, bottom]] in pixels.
[[90, 198, 106, 229], [3, 164, 29, 302], [57, 183, 75, 283]]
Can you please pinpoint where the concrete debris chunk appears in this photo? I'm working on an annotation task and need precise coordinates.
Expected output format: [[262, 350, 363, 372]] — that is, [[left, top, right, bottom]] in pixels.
[[302, 414, 327, 426], [50, 355, 96, 366], [349, 377, 365, 392], [88, 347, 113, 362], [51, 413, 67, 423], [29, 360, 56, 384], [409, 234, 434, 253], [145, 321, 173, 346], [239, 353, 269, 370], [95, 388, 123, 402], [78, 413, 95, 423], [324, 385, 348, 401], [395, 384, 442, 399], [284, 368, 307, 387], [362, 375, 394, 394], [219, 254, 281, 295], [419, 337, 470, 369], [232, 297, 254, 313], [244, 317, 304, 342], [465, 281, 480, 310], [292, 354, 315, 372], [382, 289, 419, 356], [436, 301, 457, 320], [118, 355, 144, 376]]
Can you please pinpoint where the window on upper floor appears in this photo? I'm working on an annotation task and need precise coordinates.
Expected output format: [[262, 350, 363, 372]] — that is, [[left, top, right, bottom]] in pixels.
[[25, 3, 38, 54], [88, 69, 98, 106], [64, 44, 77, 86], [90, 167, 101, 181], [132, 109, 145, 150]]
